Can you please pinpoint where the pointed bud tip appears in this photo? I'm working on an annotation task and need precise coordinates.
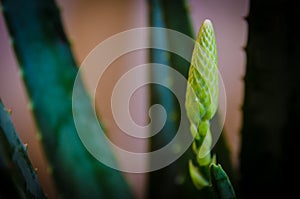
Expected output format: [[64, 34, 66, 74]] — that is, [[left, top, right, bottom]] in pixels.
[[198, 18, 215, 39], [198, 19, 214, 34], [203, 19, 213, 26]]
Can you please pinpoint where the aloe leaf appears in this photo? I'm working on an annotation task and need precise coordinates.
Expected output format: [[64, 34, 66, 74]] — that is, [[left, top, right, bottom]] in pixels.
[[160, 0, 194, 77], [0, 0, 134, 198], [147, 0, 201, 198], [210, 163, 236, 199], [241, 0, 300, 198], [0, 100, 46, 199]]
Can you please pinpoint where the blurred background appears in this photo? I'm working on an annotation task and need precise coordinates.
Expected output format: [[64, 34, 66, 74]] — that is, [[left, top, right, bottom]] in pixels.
[[0, 0, 248, 198]]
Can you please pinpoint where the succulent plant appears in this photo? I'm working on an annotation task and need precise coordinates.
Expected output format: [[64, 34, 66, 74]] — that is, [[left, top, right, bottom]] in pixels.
[[185, 19, 236, 199], [0, 0, 243, 199]]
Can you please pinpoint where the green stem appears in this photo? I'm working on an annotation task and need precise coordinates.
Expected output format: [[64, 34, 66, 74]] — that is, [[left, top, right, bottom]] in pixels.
[[0, 100, 46, 199], [185, 19, 236, 198]]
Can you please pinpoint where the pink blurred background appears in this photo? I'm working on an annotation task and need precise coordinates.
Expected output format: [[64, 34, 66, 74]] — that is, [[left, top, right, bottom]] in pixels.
[[0, 0, 248, 198]]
